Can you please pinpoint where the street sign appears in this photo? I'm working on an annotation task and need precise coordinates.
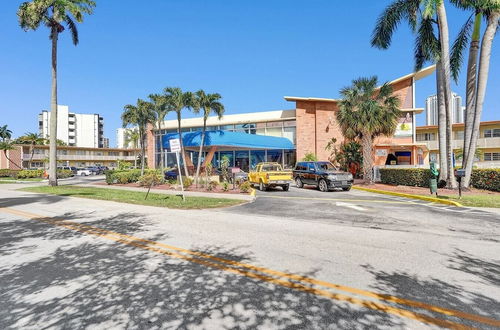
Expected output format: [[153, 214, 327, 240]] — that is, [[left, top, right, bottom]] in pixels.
[[231, 167, 240, 174], [169, 138, 181, 152]]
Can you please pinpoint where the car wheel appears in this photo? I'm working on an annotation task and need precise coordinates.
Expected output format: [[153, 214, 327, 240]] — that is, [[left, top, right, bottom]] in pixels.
[[318, 179, 328, 192], [342, 186, 351, 191], [282, 184, 289, 191], [80, 173, 85, 176], [259, 181, 266, 191], [295, 177, 303, 188]]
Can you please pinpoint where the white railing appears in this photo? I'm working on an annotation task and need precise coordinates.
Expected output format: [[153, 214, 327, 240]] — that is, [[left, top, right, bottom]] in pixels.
[[24, 154, 136, 161]]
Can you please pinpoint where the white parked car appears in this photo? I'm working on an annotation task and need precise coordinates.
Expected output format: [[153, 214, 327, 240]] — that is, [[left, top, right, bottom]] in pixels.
[[76, 168, 92, 176]]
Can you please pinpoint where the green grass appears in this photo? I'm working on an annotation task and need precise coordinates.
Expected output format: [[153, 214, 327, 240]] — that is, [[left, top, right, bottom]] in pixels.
[[434, 194, 500, 208], [0, 177, 44, 182], [20, 185, 244, 209]]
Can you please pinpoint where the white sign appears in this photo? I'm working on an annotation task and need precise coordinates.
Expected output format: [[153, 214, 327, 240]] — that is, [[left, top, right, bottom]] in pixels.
[[376, 149, 387, 157], [169, 138, 181, 152]]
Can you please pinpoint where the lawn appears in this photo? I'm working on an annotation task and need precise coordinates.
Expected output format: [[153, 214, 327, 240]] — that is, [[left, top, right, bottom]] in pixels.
[[0, 177, 44, 182], [435, 194, 500, 208], [20, 186, 245, 209]]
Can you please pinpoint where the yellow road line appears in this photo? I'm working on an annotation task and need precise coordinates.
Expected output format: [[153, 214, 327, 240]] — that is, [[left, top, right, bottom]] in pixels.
[[2, 207, 498, 328], [261, 195, 417, 204]]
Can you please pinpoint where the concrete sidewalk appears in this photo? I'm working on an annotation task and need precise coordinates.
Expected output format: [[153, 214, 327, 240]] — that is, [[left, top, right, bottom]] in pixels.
[[83, 182, 255, 201]]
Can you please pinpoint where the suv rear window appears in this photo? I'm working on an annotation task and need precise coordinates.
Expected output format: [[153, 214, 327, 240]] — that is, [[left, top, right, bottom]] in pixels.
[[261, 164, 281, 172]]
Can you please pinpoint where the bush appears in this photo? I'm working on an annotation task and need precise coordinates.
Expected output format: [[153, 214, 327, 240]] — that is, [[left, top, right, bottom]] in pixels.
[[379, 168, 432, 187], [0, 169, 20, 177], [16, 169, 44, 179], [182, 177, 193, 189], [379, 168, 500, 192], [57, 169, 73, 179], [302, 152, 318, 161], [207, 180, 218, 191], [239, 181, 252, 193], [222, 181, 229, 192], [138, 171, 164, 187], [470, 169, 500, 192], [105, 169, 142, 185]]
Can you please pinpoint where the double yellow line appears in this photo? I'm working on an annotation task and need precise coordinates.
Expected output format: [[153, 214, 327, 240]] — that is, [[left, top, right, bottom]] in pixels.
[[1, 207, 498, 329]]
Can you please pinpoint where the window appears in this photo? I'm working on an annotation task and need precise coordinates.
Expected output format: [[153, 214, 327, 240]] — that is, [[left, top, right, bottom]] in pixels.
[[416, 133, 436, 141], [75, 150, 86, 155], [219, 125, 234, 131], [484, 153, 500, 161], [108, 151, 119, 156], [454, 131, 464, 140], [484, 129, 500, 138], [307, 163, 315, 171]]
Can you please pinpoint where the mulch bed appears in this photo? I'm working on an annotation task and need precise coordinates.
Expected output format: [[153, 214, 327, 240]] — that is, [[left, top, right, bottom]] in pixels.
[[356, 182, 499, 197], [93, 181, 249, 194]]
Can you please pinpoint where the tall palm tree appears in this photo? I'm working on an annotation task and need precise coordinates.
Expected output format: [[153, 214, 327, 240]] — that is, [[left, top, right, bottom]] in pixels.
[[0, 125, 13, 141], [450, 0, 500, 187], [371, 0, 457, 188], [149, 93, 171, 169], [122, 99, 155, 175], [336, 77, 400, 184], [18, 0, 95, 186], [0, 141, 22, 170], [163, 87, 194, 176], [124, 128, 141, 167], [192, 90, 225, 186], [17, 132, 45, 165]]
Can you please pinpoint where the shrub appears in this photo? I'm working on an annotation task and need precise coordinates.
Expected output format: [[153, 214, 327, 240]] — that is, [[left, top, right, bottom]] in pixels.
[[138, 170, 164, 187], [207, 180, 218, 191], [16, 169, 44, 179], [239, 181, 251, 193], [222, 181, 229, 192], [105, 169, 142, 185], [379, 168, 432, 187], [0, 169, 20, 177], [182, 177, 193, 189], [470, 169, 500, 192], [57, 169, 73, 179], [302, 152, 318, 161]]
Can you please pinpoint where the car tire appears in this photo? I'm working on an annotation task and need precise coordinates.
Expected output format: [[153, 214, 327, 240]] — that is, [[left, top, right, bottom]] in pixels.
[[259, 181, 267, 191], [342, 186, 352, 191], [282, 184, 289, 191], [318, 179, 329, 192], [295, 177, 303, 188]]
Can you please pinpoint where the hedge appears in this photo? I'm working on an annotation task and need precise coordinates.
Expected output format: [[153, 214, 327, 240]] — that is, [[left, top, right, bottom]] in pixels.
[[105, 169, 154, 184], [379, 168, 500, 192], [17, 169, 45, 179], [0, 169, 20, 177]]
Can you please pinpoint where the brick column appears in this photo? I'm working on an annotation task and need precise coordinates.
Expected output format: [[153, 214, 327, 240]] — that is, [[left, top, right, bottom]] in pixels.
[[146, 123, 156, 169]]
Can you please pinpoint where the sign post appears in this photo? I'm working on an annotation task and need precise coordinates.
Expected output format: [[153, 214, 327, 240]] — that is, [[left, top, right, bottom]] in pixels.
[[169, 139, 185, 201]]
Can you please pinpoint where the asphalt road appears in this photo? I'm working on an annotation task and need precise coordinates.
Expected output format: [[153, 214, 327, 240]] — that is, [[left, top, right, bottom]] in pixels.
[[0, 181, 499, 329]]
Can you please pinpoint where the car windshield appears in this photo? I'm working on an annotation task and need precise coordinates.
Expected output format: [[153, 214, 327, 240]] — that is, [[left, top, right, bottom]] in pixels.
[[315, 162, 337, 171], [261, 164, 281, 172]]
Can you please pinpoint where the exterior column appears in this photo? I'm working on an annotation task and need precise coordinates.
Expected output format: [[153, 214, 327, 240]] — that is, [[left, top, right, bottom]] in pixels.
[[202, 146, 217, 167], [146, 123, 156, 169]]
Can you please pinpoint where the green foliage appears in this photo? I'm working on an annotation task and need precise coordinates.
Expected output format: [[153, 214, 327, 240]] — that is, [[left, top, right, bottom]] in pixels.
[[207, 180, 218, 191], [239, 181, 251, 193], [57, 169, 73, 179], [16, 169, 44, 179], [302, 153, 318, 161], [117, 160, 132, 170], [105, 169, 143, 185], [470, 169, 500, 192], [182, 177, 193, 189], [138, 170, 164, 187], [220, 156, 230, 182], [380, 168, 500, 192], [326, 139, 363, 171], [222, 181, 229, 192], [0, 169, 20, 177]]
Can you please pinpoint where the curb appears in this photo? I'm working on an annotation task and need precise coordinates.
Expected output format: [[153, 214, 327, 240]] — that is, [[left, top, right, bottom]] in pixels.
[[352, 186, 463, 207]]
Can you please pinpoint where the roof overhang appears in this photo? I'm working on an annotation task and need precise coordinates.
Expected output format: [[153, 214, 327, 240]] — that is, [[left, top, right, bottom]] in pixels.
[[375, 143, 429, 151]]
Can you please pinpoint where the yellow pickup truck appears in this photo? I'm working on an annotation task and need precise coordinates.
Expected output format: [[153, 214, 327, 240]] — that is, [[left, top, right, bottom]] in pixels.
[[249, 162, 292, 191]]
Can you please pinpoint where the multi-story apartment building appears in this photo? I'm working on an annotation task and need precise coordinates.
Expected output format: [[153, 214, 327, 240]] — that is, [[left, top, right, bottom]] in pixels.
[[0, 145, 140, 170], [416, 121, 500, 168], [39, 105, 105, 148], [425, 93, 465, 125]]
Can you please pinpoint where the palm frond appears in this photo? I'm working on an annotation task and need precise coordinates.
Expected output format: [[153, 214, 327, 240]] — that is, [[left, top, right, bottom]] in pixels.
[[65, 15, 79, 45], [450, 14, 474, 82], [414, 17, 440, 70]]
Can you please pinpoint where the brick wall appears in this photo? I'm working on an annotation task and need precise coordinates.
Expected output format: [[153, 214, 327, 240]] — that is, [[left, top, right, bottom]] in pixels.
[[146, 123, 155, 169], [0, 145, 23, 169]]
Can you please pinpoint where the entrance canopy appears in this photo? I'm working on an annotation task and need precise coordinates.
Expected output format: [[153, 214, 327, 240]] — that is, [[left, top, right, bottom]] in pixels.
[[162, 130, 295, 151]]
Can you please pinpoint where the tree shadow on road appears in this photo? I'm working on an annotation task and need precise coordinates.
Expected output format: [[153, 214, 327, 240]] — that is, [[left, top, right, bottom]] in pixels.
[[0, 215, 409, 329]]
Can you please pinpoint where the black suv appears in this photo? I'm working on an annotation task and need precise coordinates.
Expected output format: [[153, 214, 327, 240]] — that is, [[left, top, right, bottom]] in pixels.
[[293, 161, 353, 192]]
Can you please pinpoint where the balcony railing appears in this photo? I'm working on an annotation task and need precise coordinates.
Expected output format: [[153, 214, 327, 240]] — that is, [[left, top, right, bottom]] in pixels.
[[24, 154, 136, 161]]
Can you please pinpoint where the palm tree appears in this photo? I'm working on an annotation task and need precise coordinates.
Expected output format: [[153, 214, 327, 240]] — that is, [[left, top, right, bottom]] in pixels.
[[336, 76, 400, 184], [371, 0, 457, 188], [149, 93, 171, 169], [18, 0, 95, 186], [0, 125, 13, 141], [450, 0, 500, 187], [0, 141, 22, 170], [124, 128, 141, 167], [122, 99, 155, 175], [163, 87, 194, 176], [17, 132, 45, 165], [192, 90, 225, 186]]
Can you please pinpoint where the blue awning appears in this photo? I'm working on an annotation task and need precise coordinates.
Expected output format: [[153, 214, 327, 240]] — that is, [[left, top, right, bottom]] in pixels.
[[162, 130, 295, 150]]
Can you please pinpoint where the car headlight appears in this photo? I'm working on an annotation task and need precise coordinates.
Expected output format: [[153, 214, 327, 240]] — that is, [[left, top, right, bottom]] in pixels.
[[347, 173, 353, 180], [328, 174, 337, 181]]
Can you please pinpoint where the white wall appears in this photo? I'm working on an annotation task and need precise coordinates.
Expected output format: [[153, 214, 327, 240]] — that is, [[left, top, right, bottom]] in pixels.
[[75, 113, 99, 148]]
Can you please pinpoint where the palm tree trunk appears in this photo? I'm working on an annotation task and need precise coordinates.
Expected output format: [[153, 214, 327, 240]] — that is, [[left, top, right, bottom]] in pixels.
[[462, 12, 481, 187], [436, 61, 448, 182], [361, 133, 373, 184], [463, 10, 500, 188], [3, 150, 23, 170], [177, 113, 190, 177], [195, 120, 207, 187], [48, 28, 58, 186], [158, 121, 165, 169], [436, 3, 457, 188], [140, 129, 146, 176], [29, 143, 35, 165]]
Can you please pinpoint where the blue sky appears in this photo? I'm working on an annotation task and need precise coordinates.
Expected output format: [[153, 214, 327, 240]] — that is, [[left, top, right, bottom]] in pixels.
[[0, 0, 498, 146]]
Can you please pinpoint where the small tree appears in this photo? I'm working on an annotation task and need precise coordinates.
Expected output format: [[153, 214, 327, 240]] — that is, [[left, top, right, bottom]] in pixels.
[[301, 153, 318, 161], [337, 76, 400, 184]]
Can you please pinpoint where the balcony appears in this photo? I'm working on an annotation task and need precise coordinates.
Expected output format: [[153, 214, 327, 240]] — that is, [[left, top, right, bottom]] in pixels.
[[25, 154, 136, 161]]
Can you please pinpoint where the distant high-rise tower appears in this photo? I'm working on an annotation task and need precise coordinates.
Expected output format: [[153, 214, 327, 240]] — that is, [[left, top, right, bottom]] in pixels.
[[425, 93, 465, 125]]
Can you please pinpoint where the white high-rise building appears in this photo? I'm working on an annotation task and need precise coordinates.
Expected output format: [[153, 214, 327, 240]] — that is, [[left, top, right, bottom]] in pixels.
[[425, 93, 465, 125], [39, 105, 105, 148]]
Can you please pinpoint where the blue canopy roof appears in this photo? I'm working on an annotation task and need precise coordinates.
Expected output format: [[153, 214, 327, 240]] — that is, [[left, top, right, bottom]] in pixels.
[[162, 130, 295, 150]]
